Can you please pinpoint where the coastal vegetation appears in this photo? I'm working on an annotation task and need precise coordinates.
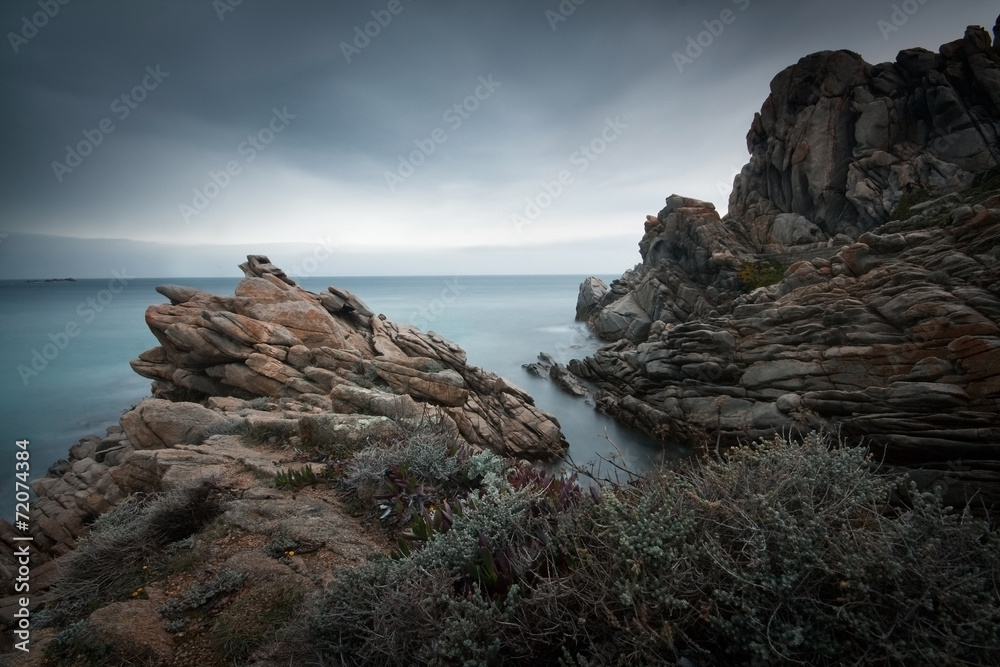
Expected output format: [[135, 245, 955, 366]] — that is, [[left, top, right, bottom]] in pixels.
[[38, 427, 1000, 665], [736, 260, 785, 291], [295, 430, 1000, 666]]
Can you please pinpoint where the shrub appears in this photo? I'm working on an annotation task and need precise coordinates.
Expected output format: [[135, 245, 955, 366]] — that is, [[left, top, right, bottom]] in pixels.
[[304, 482, 542, 666], [264, 531, 300, 559], [44, 620, 125, 667], [535, 433, 1000, 664], [891, 188, 934, 221], [41, 480, 225, 625], [244, 420, 296, 447], [737, 260, 785, 291], [159, 569, 246, 628], [198, 417, 249, 439], [274, 465, 331, 490], [299, 432, 1000, 666], [340, 424, 508, 532]]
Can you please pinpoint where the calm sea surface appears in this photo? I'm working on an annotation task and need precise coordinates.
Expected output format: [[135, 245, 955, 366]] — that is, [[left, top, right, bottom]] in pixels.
[[1, 275, 682, 518]]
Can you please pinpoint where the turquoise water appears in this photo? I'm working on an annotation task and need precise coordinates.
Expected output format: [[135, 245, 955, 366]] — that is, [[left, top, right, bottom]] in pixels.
[[1, 275, 677, 519]]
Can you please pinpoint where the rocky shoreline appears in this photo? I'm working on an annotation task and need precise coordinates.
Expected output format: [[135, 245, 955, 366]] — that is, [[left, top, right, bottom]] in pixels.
[[0, 256, 569, 657], [4, 12, 1000, 663], [574, 18, 1000, 511]]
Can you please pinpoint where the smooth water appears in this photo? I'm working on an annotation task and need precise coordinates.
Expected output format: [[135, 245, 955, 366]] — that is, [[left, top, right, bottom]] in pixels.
[[0, 275, 680, 519]]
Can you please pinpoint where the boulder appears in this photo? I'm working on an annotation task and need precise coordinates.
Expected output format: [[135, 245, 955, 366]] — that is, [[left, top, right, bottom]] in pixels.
[[576, 276, 607, 321], [120, 398, 228, 450]]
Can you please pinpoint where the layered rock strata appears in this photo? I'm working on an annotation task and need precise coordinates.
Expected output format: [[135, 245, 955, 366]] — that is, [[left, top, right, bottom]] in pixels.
[[732, 20, 1000, 246], [0, 257, 566, 582], [575, 18, 1000, 510], [132, 255, 566, 461]]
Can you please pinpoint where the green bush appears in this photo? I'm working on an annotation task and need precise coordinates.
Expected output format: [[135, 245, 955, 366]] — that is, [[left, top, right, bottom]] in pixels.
[[274, 465, 330, 490], [297, 432, 1000, 666], [737, 260, 785, 291], [891, 188, 934, 221], [340, 424, 508, 532]]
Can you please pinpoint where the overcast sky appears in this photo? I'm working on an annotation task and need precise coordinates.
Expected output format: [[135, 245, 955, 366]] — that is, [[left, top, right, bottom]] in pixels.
[[0, 0, 996, 278]]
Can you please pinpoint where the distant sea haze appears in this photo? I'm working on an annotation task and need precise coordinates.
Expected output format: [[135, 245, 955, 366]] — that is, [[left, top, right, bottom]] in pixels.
[[0, 275, 670, 520]]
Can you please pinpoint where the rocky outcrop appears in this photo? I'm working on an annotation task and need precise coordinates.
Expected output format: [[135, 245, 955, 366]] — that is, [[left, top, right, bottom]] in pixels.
[[0, 256, 567, 635], [523, 353, 590, 398], [0, 409, 390, 661], [132, 255, 566, 461], [575, 17, 1000, 511], [730, 23, 1000, 247]]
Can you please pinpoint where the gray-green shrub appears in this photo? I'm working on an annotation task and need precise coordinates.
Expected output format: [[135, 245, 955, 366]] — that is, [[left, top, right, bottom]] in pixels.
[[299, 432, 1000, 666]]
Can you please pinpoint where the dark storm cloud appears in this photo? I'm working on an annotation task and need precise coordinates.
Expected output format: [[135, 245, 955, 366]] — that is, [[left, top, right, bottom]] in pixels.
[[0, 0, 997, 276]]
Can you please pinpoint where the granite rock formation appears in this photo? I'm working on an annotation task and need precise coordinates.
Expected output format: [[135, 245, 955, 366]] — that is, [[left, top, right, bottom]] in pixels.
[[575, 17, 1000, 510], [131, 255, 566, 461], [0, 257, 567, 614], [732, 21, 1000, 247]]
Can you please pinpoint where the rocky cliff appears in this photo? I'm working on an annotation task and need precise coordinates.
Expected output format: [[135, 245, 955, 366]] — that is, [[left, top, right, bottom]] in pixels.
[[575, 17, 1000, 509]]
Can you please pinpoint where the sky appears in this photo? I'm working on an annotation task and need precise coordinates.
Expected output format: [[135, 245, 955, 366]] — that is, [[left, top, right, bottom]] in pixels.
[[0, 0, 997, 278]]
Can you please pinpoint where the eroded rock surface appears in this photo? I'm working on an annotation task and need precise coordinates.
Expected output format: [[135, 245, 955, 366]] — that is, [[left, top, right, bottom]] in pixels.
[[133, 255, 566, 462], [575, 18, 1000, 511], [0, 257, 567, 645], [731, 22, 1000, 245]]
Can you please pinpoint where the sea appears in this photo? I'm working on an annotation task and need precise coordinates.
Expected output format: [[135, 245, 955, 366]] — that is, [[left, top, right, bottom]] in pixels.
[[0, 275, 684, 520]]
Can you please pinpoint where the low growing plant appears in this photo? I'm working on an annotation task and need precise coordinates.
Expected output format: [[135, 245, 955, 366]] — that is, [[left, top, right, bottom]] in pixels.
[[41, 480, 225, 626], [213, 582, 304, 661], [737, 260, 784, 291], [297, 431, 1000, 666]]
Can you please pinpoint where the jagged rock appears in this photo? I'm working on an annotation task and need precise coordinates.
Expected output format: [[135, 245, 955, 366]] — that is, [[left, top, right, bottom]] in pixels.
[[549, 363, 589, 398], [129, 257, 567, 460], [576, 276, 607, 321], [573, 15, 1000, 512], [770, 213, 826, 246], [730, 27, 1000, 245]]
